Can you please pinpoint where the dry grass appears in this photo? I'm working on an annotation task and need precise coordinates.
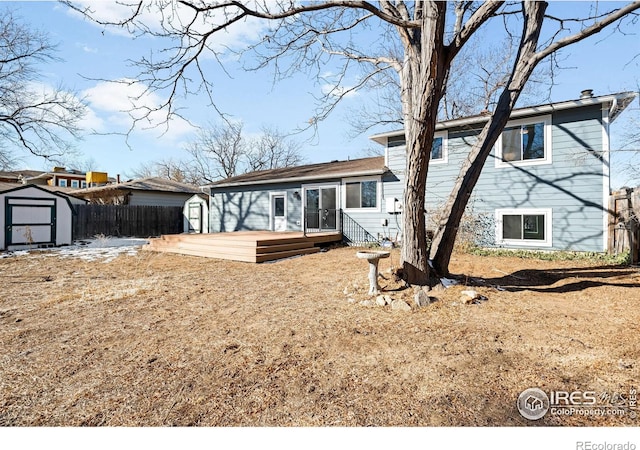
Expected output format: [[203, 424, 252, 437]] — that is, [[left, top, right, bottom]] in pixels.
[[0, 246, 639, 426]]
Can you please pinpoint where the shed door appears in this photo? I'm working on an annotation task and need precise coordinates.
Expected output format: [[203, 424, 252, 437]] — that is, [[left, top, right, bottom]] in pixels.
[[188, 202, 203, 233], [5, 198, 56, 247]]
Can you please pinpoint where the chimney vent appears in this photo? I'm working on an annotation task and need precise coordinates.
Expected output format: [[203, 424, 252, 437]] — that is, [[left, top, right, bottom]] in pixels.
[[580, 89, 594, 99]]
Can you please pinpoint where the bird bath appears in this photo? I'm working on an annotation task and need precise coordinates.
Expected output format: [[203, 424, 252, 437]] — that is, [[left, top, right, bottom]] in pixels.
[[356, 250, 390, 295]]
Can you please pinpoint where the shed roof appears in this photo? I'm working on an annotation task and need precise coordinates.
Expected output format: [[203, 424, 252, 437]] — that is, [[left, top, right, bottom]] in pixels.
[[207, 156, 386, 189], [0, 184, 79, 213]]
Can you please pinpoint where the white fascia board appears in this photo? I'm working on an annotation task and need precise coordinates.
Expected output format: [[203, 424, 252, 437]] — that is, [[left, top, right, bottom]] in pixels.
[[369, 92, 638, 146], [208, 168, 386, 189]]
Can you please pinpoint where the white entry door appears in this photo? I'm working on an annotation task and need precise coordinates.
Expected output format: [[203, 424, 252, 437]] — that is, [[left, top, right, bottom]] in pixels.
[[271, 194, 287, 232]]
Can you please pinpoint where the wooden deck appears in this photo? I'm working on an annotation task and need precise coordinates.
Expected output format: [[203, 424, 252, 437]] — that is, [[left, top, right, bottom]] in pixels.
[[143, 231, 343, 263]]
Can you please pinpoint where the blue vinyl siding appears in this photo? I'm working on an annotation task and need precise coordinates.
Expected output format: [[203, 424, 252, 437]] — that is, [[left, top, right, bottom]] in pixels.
[[209, 183, 303, 232], [385, 105, 608, 251]]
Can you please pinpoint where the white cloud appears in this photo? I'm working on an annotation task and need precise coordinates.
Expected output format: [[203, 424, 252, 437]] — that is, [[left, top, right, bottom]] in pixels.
[[66, 0, 268, 52], [321, 83, 360, 99], [82, 79, 196, 141], [80, 44, 98, 53]]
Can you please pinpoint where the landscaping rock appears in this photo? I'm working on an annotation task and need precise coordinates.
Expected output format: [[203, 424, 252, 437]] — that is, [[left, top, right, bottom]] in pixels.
[[359, 300, 374, 307], [376, 295, 388, 307], [460, 290, 488, 305], [414, 290, 437, 307], [391, 299, 412, 312]]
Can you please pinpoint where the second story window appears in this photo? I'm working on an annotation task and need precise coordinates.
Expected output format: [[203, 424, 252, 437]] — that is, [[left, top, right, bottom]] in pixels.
[[502, 122, 544, 162], [496, 115, 551, 168], [430, 131, 448, 164]]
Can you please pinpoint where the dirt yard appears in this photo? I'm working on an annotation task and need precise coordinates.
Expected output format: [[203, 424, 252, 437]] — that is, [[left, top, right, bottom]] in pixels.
[[0, 243, 638, 426]]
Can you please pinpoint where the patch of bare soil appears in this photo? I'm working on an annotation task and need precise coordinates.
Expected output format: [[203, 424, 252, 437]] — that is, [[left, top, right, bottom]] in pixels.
[[0, 246, 638, 426]]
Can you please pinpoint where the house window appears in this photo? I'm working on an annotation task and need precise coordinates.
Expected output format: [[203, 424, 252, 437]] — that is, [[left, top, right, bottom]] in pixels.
[[386, 132, 448, 164], [71, 180, 79, 188], [58, 179, 67, 187], [496, 208, 552, 247], [430, 131, 448, 164], [387, 135, 406, 147], [81, 181, 87, 188], [343, 178, 379, 210], [495, 116, 551, 167]]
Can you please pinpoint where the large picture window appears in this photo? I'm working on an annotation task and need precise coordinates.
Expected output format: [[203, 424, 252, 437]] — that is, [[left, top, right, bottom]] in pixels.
[[343, 177, 380, 211], [496, 208, 552, 247], [495, 116, 551, 167]]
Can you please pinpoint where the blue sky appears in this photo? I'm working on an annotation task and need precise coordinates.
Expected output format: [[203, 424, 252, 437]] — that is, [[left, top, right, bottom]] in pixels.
[[6, 1, 640, 187]]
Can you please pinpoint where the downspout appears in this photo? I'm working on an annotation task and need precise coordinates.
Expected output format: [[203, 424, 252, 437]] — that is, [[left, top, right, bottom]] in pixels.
[[608, 96, 618, 120]]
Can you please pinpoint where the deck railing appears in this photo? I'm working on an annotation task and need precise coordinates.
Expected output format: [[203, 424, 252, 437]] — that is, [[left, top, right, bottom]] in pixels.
[[340, 211, 380, 246], [303, 208, 340, 234], [303, 208, 380, 246]]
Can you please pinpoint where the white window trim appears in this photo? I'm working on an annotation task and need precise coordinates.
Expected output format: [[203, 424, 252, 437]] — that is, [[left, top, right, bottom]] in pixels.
[[58, 179, 67, 187], [71, 180, 79, 188], [301, 183, 341, 231], [495, 208, 553, 248], [430, 131, 449, 165], [341, 176, 382, 213], [494, 115, 552, 168]]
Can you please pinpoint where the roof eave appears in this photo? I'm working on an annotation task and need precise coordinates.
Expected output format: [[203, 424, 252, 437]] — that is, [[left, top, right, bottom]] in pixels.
[[208, 168, 387, 189], [369, 91, 639, 145]]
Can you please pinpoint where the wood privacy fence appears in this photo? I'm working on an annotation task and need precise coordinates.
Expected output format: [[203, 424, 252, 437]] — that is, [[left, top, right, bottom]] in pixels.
[[609, 187, 640, 264], [72, 205, 184, 240]]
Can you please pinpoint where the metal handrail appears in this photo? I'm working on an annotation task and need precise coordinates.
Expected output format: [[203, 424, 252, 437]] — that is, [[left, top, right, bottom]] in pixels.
[[340, 211, 379, 246]]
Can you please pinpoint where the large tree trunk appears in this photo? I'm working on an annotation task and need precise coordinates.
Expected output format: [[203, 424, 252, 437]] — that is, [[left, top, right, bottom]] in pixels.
[[429, 2, 547, 276], [397, 3, 447, 285]]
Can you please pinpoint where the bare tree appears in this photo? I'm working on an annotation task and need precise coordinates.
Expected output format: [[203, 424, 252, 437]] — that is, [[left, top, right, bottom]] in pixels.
[[65, 1, 640, 284], [246, 126, 305, 172], [0, 9, 86, 163], [429, 2, 640, 276], [185, 121, 305, 183], [184, 121, 246, 183], [130, 157, 195, 184]]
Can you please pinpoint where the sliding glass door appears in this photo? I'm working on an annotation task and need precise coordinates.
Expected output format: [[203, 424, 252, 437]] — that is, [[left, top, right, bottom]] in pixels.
[[304, 185, 338, 231]]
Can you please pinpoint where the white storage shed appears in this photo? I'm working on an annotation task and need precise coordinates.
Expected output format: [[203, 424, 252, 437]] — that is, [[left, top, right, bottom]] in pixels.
[[183, 193, 209, 233], [0, 185, 77, 251]]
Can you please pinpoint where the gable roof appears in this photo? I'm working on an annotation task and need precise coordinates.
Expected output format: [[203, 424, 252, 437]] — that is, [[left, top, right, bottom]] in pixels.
[[72, 177, 201, 196], [0, 184, 79, 213], [207, 156, 386, 189], [369, 91, 639, 145]]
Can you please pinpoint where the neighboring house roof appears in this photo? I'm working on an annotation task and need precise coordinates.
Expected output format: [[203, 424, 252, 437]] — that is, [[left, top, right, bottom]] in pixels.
[[0, 181, 21, 192], [0, 184, 79, 213], [208, 156, 387, 188], [71, 176, 201, 196], [369, 91, 639, 145], [0, 170, 47, 182]]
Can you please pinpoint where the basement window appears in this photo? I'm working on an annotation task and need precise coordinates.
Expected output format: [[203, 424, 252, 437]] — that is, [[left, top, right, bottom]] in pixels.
[[495, 208, 552, 247]]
